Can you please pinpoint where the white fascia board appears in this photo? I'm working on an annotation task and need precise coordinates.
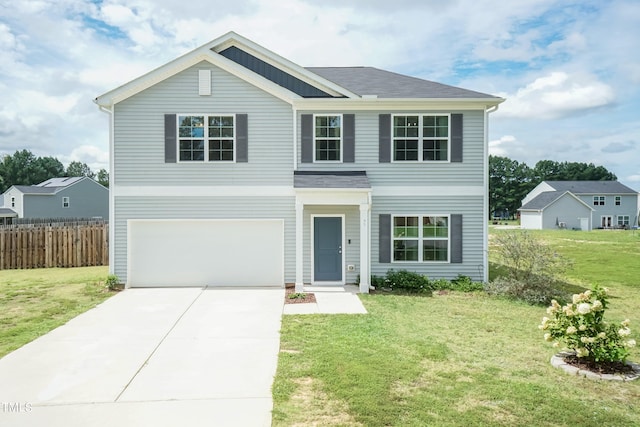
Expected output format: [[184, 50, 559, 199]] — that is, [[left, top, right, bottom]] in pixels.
[[96, 49, 302, 107], [211, 33, 359, 99], [293, 98, 505, 111], [113, 185, 295, 197], [295, 188, 371, 206]]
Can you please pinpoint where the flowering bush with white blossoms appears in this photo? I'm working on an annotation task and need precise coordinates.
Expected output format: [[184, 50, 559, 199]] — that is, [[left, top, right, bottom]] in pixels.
[[539, 285, 636, 363]]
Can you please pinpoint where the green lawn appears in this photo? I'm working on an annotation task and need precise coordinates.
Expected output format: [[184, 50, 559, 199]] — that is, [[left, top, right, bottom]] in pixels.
[[272, 229, 640, 426], [0, 266, 112, 357]]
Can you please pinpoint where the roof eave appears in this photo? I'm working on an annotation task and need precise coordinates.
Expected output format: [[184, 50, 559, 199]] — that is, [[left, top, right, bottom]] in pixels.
[[293, 97, 505, 110]]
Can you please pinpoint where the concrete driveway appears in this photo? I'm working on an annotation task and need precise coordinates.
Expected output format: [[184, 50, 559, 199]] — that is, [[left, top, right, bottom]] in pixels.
[[0, 287, 284, 427]]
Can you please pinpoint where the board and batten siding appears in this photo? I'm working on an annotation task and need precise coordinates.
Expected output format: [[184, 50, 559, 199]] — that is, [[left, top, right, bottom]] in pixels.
[[113, 61, 294, 186], [296, 110, 486, 186], [113, 196, 295, 284], [303, 205, 360, 284], [371, 196, 485, 281]]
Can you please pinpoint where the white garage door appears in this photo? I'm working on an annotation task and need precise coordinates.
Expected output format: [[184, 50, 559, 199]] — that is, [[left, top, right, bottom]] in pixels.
[[128, 219, 284, 287]]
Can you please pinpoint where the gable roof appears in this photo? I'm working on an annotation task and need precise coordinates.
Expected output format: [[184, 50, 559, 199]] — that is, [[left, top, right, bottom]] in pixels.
[[95, 31, 504, 107], [544, 181, 637, 194], [307, 67, 498, 99], [519, 191, 594, 212], [7, 177, 105, 195]]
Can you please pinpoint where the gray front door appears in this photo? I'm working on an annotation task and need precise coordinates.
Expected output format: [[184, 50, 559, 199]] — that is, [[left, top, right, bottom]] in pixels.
[[314, 216, 342, 282]]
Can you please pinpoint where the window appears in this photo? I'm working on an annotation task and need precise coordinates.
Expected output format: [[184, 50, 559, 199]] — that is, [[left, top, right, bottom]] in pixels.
[[62, 197, 70, 208], [392, 114, 449, 162], [393, 215, 449, 262], [10, 197, 15, 208], [593, 196, 605, 206], [178, 115, 234, 162], [617, 215, 630, 227], [615, 196, 621, 206], [314, 115, 341, 161]]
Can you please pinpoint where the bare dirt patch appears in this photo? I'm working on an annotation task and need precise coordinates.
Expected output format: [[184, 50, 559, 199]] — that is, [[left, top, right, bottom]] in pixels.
[[284, 286, 316, 304]]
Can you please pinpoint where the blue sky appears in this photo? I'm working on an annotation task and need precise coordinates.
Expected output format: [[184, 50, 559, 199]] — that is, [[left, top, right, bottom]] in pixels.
[[1, 0, 639, 187]]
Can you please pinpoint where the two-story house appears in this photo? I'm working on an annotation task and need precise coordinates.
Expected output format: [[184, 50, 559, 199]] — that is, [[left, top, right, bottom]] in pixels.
[[519, 181, 639, 230], [95, 32, 504, 292], [1, 177, 109, 223]]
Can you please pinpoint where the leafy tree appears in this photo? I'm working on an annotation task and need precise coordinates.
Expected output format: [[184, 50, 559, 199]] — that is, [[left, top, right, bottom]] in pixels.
[[489, 155, 535, 218], [0, 150, 64, 192], [66, 161, 95, 179], [532, 160, 617, 182], [96, 169, 109, 187]]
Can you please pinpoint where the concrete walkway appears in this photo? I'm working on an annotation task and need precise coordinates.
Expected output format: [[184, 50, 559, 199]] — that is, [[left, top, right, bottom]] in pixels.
[[0, 288, 284, 427], [282, 285, 368, 315]]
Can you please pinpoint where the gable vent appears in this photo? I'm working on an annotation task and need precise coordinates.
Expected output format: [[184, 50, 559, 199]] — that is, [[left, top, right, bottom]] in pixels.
[[199, 69, 212, 96]]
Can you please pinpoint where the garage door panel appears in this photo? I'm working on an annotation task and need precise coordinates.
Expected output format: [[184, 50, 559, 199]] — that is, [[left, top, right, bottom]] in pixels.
[[128, 220, 283, 287]]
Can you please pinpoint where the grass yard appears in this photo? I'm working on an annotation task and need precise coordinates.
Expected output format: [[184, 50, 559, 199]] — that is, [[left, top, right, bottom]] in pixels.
[[0, 266, 111, 357], [272, 229, 640, 426]]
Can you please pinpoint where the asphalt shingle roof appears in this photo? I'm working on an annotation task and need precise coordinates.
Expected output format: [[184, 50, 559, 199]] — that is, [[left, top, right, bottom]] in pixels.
[[306, 66, 500, 99], [294, 171, 371, 189], [545, 181, 637, 194], [519, 191, 565, 210]]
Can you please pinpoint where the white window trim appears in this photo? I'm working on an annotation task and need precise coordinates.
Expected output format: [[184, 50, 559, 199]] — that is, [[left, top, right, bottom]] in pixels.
[[10, 196, 15, 208], [391, 113, 451, 163], [391, 214, 450, 263], [593, 196, 605, 206], [617, 215, 630, 226], [176, 114, 236, 163], [615, 196, 621, 206], [62, 196, 70, 208], [313, 113, 343, 163]]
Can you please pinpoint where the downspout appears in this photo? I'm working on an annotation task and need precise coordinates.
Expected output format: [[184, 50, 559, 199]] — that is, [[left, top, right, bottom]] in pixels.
[[483, 104, 500, 283], [292, 106, 298, 171], [95, 100, 116, 276]]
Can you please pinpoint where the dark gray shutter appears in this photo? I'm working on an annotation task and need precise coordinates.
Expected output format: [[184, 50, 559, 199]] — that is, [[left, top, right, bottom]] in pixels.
[[451, 113, 463, 163], [301, 114, 313, 163], [379, 214, 391, 263], [236, 113, 248, 163], [450, 214, 462, 263], [164, 114, 177, 163], [379, 114, 391, 163], [343, 114, 355, 163]]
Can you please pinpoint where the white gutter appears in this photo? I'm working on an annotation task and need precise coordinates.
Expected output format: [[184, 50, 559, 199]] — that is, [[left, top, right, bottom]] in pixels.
[[95, 100, 116, 276], [483, 104, 500, 283]]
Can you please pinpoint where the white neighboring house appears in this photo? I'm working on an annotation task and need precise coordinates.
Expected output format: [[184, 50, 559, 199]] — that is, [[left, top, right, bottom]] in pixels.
[[94, 31, 505, 292], [519, 181, 639, 230], [0, 177, 109, 224]]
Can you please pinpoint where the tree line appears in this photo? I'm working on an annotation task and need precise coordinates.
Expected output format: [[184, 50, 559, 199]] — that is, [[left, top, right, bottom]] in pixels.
[[0, 149, 109, 193], [489, 156, 617, 218]]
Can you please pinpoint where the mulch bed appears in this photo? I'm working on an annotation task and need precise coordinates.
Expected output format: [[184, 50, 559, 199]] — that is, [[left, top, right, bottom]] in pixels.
[[284, 286, 316, 304], [563, 354, 637, 375]]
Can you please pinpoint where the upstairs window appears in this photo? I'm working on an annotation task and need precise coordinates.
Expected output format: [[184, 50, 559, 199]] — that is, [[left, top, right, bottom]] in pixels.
[[615, 196, 621, 206], [178, 115, 235, 162], [314, 115, 342, 161], [593, 196, 605, 206], [392, 114, 449, 162], [62, 197, 70, 208], [10, 197, 15, 208]]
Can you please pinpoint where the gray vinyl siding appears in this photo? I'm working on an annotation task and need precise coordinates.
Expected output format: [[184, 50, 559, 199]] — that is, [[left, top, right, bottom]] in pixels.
[[303, 205, 360, 284], [296, 110, 485, 186], [541, 197, 592, 230], [371, 195, 485, 281], [113, 196, 295, 283], [113, 61, 293, 186], [577, 194, 639, 225]]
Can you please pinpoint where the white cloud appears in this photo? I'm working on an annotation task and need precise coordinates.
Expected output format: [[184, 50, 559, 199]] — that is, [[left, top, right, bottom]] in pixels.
[[495, 72, 615, 119], [59, 145, 109, 171]]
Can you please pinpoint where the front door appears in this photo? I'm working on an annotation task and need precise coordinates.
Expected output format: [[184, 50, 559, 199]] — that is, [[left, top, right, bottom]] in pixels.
[[313, 216, 343, 282]]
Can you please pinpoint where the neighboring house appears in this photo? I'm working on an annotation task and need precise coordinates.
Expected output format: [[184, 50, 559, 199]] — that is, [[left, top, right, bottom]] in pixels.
[[1, 177, 109, 222], [519, 181, 639, 230], [94, 31, 504, 292]]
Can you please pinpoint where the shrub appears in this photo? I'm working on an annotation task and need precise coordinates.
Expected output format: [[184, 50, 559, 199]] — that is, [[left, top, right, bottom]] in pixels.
[[490, 231, 572, 304], [105, 274, 120, 291], [539, 285, 636, 363], [381, 269, 433, 294]]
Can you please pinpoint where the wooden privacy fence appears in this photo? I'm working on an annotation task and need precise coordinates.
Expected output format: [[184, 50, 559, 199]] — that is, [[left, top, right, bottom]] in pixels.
[[0, 222, 108, 269]]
